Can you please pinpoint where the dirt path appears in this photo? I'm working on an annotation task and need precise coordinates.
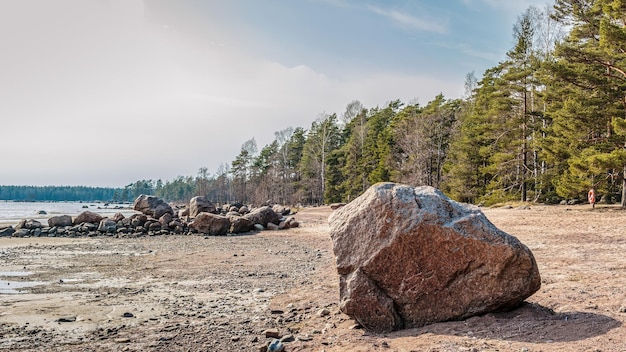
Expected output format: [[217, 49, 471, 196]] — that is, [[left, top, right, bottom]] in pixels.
[[0, 205, 625, 351]]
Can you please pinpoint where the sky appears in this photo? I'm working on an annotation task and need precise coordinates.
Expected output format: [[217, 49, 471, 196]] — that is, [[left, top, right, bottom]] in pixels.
[[0, 0, 552, 188]]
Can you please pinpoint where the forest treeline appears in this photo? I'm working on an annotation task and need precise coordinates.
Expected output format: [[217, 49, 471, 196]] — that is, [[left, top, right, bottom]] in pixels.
[[0, 186, 119, 202], [0, 182, 156, 202], [4, 1, 626, 207]]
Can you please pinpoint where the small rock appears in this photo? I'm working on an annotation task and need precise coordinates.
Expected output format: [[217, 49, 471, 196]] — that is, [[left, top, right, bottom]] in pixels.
[[297, 334, 313, 341], [317, 308, 330, 317], [56, 317, 76, 323], [264, 328, 280, 338], [279, 334, 295, 342], [330, 203, 346, 210], [122, 312, 134, 318], [231, 336, 240, 342], [322, 322, 336, 334], [115, 337, 131, 343]]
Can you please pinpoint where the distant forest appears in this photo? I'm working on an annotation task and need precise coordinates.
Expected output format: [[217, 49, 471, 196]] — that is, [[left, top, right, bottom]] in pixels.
[[5, 2, 626, 208], [0, 181, 155, 202]]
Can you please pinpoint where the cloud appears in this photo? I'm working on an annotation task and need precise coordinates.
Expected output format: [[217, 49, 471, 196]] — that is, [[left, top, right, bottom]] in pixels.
[[436, 41, 502, 63], [461, 0, 549, 13], [366, 5, 448, 34], [0, 0, 464, 187]]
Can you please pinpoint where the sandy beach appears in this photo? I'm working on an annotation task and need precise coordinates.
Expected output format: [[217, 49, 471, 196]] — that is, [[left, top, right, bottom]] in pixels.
[[0, 205, 625, 351]]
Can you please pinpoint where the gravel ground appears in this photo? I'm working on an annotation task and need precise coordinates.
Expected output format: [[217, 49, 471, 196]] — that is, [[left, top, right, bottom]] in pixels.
[[0, 205, 625, 351]]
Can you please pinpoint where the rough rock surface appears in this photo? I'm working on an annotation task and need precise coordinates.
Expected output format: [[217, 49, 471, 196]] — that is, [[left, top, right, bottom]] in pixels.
[[48, 215, 73, 227], [272, 204, 291, 216], [328, 182, 541, 333], [0, 226, 15, 237], [16, 219, 43, 230], [189, 196, 216, 217], [189, 212, 230, 235], [98, 219, 117, 233], [226, 215, 255, 234], [243, 206, 280, 227], [74, 211, 104, 225], [159, 213, 173, 227], [133, 194, 174, 219]]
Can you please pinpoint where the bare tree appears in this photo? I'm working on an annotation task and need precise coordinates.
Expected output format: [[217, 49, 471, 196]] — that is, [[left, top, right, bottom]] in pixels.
[[275, 127, 294, 204]]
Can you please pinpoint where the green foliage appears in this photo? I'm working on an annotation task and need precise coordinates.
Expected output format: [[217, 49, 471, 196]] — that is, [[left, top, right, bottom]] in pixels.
[[299, 114, 341, 204], [547, 0, 626, 205]]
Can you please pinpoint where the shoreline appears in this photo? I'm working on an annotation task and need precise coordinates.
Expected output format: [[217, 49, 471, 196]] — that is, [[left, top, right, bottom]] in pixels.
[[0, 201, 138, 227]]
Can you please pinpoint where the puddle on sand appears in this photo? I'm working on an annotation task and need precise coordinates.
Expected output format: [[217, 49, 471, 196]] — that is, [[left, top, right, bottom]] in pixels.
[[0, 280, 45, 294], [0, 272, 44, 294], [0, 271, 33, 277]]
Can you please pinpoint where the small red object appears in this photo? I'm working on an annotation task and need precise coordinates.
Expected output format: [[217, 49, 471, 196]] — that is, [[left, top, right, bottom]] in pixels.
[[588, 188, 596, 207]]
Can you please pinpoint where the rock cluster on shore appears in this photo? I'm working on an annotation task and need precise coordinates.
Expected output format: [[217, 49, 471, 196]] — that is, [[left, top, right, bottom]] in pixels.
[[0, 195, 299, 238]]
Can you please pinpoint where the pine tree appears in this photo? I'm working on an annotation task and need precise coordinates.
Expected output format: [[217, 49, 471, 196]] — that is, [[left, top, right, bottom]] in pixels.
[[547, 0, 626, 205]]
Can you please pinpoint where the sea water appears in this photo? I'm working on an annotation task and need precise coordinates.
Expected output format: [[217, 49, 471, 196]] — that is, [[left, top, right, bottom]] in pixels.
[[0, 201, 138, 226]]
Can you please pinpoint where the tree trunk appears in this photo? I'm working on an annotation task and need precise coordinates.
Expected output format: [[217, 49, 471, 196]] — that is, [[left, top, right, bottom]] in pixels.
[[622, 164, 626, 208]]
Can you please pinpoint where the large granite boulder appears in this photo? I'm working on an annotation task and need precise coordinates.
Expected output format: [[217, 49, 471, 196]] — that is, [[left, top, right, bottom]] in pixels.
[[227, 214, 255, 234], [48, 215, 73, 227], [243, 206, 280, 227], [98, 218, 117, 233], [133, 194, 173, 219], [159, 213, 173, 228], [74, 211, 104, 225], [328, 183, 541, 333], [16, 219, 43, 230], [189, 212, 230, 235], [129, 213, 148, 227], [189, 196, 216, 217], [112, 212, 126, 222]]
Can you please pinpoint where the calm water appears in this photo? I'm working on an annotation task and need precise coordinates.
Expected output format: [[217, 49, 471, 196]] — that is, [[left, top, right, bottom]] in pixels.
[[0, 201, 138, 226]]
